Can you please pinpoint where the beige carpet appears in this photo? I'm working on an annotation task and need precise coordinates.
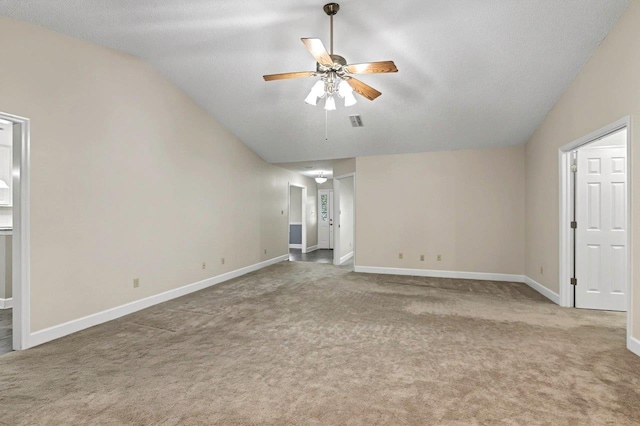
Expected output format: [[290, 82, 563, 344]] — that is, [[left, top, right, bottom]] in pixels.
[[0, 261, 639, 425]]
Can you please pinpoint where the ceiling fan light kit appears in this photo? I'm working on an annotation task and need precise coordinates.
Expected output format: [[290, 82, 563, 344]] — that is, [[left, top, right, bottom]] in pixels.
[[263, 3, 398, 110]]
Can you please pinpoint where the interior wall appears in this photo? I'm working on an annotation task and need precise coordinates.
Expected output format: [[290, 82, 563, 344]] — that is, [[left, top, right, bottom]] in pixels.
[[0, 121, 12, 228], [339, 176, 354, 259], [0, 236, 11, 300], [289, 186, 302, 223], [356, 146, 525, 274], [0, 15, 316, 333], [523, 1, 640, 341], [317, 179, 333, 190], [260, 164, 317, 256], [333, 158, 356, 177]]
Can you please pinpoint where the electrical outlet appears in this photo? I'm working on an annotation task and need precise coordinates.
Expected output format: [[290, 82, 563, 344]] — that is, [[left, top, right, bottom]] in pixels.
[[399, 253, 403, 260], [437, 254, 442, 261], [133, 278, 139, 288], [420, 254, 425, 261], [202, 262, 206, 270], [221, 258, 225, 265], [540, 266, 543, 274]]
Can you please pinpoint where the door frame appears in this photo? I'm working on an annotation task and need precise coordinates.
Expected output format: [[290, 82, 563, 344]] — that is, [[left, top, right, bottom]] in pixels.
[[333, 172, 355, 266], [558, 117, 631, 335], [0, 111, 30, 351], [288, 183, 307, 254]]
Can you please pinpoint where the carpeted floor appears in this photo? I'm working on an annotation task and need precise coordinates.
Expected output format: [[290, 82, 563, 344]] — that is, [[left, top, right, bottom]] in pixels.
[[0, 261, 639, 425]]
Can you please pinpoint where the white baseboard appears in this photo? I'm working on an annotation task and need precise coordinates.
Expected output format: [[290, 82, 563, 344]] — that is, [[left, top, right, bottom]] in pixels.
[[352, 266, 561, 305], [306, 245, 318, 253], [354, 265, 523, 283], [523, 276, 560, 304], [288, 244, 302, 249], [27, 254, 289, 349], [339, 251, 354, 265], [0, 297, 12, 309], [628, 336, 640, 357]]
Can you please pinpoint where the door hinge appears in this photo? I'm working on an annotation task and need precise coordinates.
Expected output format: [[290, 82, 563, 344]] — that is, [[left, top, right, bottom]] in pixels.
[[570, 277, 577, 286], [571, 163, 578, 173], [570, 221, 577, 229]]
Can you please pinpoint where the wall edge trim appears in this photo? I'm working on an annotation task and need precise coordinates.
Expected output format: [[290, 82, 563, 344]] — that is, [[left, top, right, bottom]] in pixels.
[[27, 254, 289, 349], [523, 276, 561, 304], [0, 297, 12, 309], [339, 251, 354, 265], [354, 265, 523, 283], [628, 336, 640, 357], [353, 266, 560, 304]]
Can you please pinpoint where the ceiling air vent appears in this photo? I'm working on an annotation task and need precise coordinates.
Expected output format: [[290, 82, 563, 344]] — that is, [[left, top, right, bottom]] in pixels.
[[349, 115, 364, 127]]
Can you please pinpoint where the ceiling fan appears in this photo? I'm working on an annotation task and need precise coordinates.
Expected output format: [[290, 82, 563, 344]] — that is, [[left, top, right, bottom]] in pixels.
[[263, 3, 398, 110]]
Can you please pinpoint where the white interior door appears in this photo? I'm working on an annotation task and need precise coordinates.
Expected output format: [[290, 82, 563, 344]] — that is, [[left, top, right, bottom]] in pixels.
[[318, 189, 333, 249], [575, 146, 627, 311]]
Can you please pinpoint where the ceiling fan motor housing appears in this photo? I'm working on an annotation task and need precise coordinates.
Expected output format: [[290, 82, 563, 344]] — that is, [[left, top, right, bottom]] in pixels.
[[316, 54, 347, 71]]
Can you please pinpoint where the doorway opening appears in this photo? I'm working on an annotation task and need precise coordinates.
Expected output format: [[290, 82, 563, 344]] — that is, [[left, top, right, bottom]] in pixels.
[[0, 112, 30, 353], [559, 118, 630, 343], [333, 173, 355, 266], [287, 183, 323, 263]]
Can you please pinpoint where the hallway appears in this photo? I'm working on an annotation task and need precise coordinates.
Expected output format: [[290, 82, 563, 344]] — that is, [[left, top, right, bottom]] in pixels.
[[289, 249, 334, 264]]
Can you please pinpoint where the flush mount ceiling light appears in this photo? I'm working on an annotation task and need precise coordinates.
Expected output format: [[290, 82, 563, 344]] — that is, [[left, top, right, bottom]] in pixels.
[[315, 173, 328, 184], [263, 3, 398, 110]]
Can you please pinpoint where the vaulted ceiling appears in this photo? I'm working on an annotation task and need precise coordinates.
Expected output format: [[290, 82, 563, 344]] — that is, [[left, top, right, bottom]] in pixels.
[[0, 1, 629, 163]]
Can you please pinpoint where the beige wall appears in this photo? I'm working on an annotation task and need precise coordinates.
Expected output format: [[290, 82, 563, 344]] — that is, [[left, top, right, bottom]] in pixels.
[[356, 146, 525, 274], [317, 179, 333, 190], [524, 2, 639, 340], [0, 236, 11, 299], [339, 176, 354, 259], [0, 121, 11, 228], [333, 158, 356, 178], [0, 16, 315, 332]]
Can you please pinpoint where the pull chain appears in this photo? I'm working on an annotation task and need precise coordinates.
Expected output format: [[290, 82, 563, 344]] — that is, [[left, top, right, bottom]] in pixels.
[[325, 108, 328, 141]]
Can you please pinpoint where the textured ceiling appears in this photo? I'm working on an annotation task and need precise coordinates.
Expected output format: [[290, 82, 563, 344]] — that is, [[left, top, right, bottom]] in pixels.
[[0, 1, 629, 163]]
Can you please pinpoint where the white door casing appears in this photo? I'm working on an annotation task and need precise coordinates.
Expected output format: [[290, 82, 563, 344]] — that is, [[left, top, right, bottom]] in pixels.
[[575, 146, 627, 311], [318, 189, 333, 249], [329, 191, 334, 249]]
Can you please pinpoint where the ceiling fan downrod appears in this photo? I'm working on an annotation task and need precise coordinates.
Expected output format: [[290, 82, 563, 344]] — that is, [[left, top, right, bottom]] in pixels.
[[323, 3, 339, 55]]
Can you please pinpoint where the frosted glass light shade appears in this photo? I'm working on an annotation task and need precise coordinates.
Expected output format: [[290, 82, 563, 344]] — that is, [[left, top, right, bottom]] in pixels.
[[315, 177, 327, 184], [338, 79, 352, 97], [304, 91, 318, 105], [305, 80, 326, 105], [0, 180, 8, 189], [324, 95, 336, 111], [344, 91, 357, 107], [310, 80, 325, 96]]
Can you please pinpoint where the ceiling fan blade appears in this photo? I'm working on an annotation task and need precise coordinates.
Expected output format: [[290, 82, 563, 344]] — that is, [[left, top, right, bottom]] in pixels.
[[301, 38, 334, 67], [263, 71, 315, 81], [347, 78, 382, 101], [345, 61, 398, 74]]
